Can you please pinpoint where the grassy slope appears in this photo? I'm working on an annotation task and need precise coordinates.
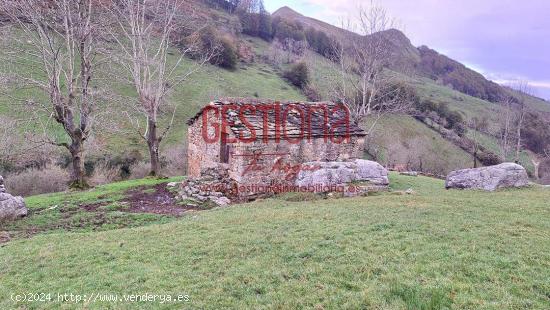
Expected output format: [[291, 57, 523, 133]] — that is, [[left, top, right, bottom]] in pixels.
[[368, 116, 472, 173], [302, 50, 477, 173], [301, 47, 546, 174], [465, 130, 535, 173], [0, 30, 306, 154], [1, 26, 546, 173], [1, 177, 184, 239], [1, 173, 549, 309]]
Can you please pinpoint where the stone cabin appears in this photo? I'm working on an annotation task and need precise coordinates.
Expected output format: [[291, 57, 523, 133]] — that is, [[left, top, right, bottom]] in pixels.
[[187, 98, 366, 194]]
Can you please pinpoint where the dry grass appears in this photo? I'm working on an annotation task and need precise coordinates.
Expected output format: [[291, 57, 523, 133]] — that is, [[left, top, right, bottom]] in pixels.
[[5, 165, 69, 197]]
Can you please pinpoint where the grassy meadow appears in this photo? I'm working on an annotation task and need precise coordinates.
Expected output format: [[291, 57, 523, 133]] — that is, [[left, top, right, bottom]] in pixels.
[[1, 173, 549, 309]]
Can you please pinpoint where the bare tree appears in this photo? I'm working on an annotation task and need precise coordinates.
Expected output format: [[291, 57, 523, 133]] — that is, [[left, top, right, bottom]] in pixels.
[[0, 0, 101, 188], [512, 81, 532, 164], [0, 116, 18, 168], [471, 119, 478, 168], [330, 3, 413, 136], [498, 95, 514, 161], [105, 0, 212, 176]]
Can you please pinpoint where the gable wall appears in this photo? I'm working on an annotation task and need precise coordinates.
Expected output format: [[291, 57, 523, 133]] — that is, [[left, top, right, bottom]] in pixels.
[[187, 119, 222, 178]]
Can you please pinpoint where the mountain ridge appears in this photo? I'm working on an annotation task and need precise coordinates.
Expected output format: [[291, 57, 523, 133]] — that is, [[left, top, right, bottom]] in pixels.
[[273, 5, 513, 103]]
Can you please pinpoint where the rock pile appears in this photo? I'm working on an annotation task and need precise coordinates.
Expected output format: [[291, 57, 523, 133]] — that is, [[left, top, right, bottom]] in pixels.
[[179, 164, 236, 207], [295, 159, 389, 195], [445, 163, 529, 191], [0, 175, 28, 221]]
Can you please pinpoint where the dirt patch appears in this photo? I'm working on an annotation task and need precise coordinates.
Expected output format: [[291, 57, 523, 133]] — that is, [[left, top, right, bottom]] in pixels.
[[4, 183, 195, 244], [80, 202, 105, 212], [120, 183, 196, 216], [74, 183, 195, 217], [0, 231, 10, 244]]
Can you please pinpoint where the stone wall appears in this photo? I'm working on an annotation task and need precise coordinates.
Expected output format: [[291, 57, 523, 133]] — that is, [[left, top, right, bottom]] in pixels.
[[228, 136, 365, 197], [187, 115, 365, 197], [187, 117, 221, 178]]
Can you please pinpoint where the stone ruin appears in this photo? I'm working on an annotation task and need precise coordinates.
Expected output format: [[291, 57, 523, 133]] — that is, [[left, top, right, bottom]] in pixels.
[[177, 160, 391, 207], [0, 175, 28, 222], [178, 164, 236, 208]]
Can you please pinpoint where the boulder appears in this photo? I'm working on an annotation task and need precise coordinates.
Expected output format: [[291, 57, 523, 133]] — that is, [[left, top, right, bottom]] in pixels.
[[295, 159, 389, 190], [445, 163, 529, 191], [0, 176, 28, 221]]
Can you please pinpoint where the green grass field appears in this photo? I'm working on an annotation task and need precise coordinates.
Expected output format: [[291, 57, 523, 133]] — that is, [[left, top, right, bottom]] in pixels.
[[1, 174, 549, 309]]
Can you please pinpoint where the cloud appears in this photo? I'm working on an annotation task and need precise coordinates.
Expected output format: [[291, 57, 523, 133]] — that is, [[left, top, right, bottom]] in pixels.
[[494, 80, 550, 89]]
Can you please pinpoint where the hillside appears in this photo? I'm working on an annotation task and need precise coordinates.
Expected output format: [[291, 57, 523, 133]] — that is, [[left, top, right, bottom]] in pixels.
[[274, 6, 421, 73], [1, 174, 549, 308], [417, 46, 509, 102], [0, 0, 549, 190], [273, 6, 549, 107], [273, 6, 356, 39]]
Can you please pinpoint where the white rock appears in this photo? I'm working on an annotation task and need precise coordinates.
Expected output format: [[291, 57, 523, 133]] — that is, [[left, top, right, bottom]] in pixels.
[[445, 163, 529, 191], [211, 196, 231, 207], [295, 159, 389, 190], [0, 175, 28, 221]]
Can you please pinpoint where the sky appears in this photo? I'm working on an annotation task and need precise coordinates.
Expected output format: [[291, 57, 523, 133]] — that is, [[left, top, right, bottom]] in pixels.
[[265, 0, 550, 100]]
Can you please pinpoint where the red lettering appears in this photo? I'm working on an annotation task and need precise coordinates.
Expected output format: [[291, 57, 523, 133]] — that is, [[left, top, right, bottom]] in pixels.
[[202, 106, 220, 144], [221, 104, 238, 144], [282, 104, 305, 144]]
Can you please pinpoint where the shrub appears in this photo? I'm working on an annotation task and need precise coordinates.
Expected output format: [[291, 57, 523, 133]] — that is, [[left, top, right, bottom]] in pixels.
[[160, 145, 187, 177], [303, 84, 321, 101], [478, 151, 502, 166], [216, 37, 238, 69], [446, 110, 464, 129], [283, 62, 309, 88], [5, 165, 69, 197], [272, 17, 305, 42], [305, 27, 335, 58], [522, 112, 550, 154], [199, 28, 238, 70], [89, 163, 121, 186], [129, 162, 150, 180], [452, 122, 467, 137]]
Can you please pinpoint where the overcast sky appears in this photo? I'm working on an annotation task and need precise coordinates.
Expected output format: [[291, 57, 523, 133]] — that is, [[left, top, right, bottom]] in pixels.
[[265, 0, 550, 100]]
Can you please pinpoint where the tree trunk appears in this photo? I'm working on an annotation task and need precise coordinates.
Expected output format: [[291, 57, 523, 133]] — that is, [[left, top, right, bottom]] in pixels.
[[147, 118, 160, 176], [532, 159, 540, 180], [69, 139, 87, 189], [515, 105, 525, 164]]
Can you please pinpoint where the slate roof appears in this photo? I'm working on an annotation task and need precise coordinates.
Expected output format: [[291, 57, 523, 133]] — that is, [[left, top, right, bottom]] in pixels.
[[187, 98, 366, 139]]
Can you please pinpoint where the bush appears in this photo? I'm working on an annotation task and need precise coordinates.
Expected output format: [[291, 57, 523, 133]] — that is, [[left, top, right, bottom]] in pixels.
[[522, 112, 550, 154], [160, 145, 187, 177], [129, 162, 150, 180], [305, 27, 335, 58], [303, 84, 321, 101], [478, 151, 502, 166], [89, 163, 121, 186], [199, 28, 238, 70], [5, 165, 69, 197], [272, 17, 305, 42], [216, 37, 238, 69], [283, 62, 309, 88], [452, 122, 467, 137]]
